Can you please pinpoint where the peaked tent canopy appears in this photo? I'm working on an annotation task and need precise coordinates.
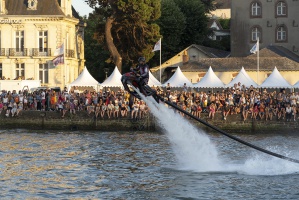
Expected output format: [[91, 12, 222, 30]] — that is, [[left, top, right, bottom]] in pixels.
[[259, 67, 292, 88], [148, 71, 162, 86], [226, 67, 258, 88], [293, 80, 299, 88], [162, 67, 193, 87], [68, 66, 99, 91], [101, 66, 123, 87], [193, 66, 225, 88]]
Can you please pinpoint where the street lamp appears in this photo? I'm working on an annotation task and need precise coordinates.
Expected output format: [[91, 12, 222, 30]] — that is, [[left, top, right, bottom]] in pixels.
[[104, 68, 109, 79]]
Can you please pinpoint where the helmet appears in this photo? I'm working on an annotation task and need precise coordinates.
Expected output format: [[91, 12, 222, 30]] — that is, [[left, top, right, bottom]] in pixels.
[[138, 57, 146, 63]]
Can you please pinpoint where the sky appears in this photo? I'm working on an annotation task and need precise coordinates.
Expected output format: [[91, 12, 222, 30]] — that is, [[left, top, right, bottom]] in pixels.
[[72, 0, 94, 16]]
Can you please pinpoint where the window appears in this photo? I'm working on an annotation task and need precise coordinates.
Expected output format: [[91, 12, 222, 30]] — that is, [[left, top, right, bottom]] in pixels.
[[276, 1, 287, 16], [251, 2, 262, 17], [15, 31, 24, 52], [276, 26, 287, 42], [16, 63, 25, 77], [251, 26, 261, 41], [28, 0, 38, 10], [39, 31, 48, 52], [39, 63, 48, 84]]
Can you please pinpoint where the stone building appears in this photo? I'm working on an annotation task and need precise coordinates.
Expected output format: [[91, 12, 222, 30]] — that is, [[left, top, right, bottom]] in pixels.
[[0, 0, 85, 89], [231, 0, 299, 57]]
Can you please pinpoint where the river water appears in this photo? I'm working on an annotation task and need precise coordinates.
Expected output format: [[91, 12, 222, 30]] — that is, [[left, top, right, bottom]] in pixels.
[[1, 130, 299, 199], [1, 97, 299, 199]]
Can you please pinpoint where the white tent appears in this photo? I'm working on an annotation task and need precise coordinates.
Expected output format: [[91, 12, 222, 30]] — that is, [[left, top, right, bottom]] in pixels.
[[293, 80, 299, 88], [148, 71, 162, 86], [193, 66, 225, 88], [68, 66, 99, 91], [226, 67, 258, 88], [101, 66, 123, 87], [259, 67, 292, 88], [162, 66, 193, 87]]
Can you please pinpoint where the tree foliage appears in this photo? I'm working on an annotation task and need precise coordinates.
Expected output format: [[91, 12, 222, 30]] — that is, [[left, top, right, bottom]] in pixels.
[[173, 0, 208, 48], [83, 13, 114, 82], [85, 0, 161, 72], [155, 0, 186, 62]]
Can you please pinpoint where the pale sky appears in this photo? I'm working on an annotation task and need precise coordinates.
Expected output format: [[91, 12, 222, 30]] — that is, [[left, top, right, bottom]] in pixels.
[[72, 0, 94, 17]]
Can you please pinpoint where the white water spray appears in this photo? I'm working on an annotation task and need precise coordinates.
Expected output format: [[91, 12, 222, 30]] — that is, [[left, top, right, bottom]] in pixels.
[[137, 90, 299, 175], [142, 96, 221, 172]]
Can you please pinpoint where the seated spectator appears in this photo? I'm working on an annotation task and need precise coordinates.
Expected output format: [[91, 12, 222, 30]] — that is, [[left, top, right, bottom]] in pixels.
[[222, 102, 230, 120]]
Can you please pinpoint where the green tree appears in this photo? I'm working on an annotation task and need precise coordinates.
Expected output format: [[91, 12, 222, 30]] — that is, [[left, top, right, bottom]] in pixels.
[[85, 0, 161, 72], [155, 0, 186, 62], [200, 0, 217, 13], [174, 0, 208, 48], [83, 13, 114, 82]]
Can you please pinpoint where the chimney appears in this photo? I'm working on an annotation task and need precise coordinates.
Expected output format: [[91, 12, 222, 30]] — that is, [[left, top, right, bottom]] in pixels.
[[60, 0, 73, 17]]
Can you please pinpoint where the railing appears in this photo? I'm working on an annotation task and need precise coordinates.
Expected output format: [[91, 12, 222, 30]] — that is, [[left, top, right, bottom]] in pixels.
[[65, 49, 75, 58], [0, 48, 75, 58], [9, 48, 29, 56], [31, 48, 52, 57]]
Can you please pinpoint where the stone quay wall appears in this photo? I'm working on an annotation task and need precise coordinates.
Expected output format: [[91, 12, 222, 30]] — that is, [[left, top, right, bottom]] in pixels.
[[0, 111, 299, 134]]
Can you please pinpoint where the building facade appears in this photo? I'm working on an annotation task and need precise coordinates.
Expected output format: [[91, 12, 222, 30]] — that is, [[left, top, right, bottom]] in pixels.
[[231, 0, 299, 57], [0, 0, 85, 89]]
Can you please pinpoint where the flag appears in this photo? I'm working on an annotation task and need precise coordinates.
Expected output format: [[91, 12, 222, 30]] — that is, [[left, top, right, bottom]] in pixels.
[[152, 38, 161, 52], [53, 54, 64, 66], [250, 38, 259, 54], [54, 43, 64, 56], [53, 43, 64, 66]]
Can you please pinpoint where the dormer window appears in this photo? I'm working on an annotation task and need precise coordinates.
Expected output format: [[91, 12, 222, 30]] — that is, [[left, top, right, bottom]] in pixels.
[[28, 0, 38, 10]]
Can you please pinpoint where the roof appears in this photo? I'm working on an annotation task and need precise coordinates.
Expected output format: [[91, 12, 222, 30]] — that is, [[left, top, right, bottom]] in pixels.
[[180, 46, 299, 72], [179, 56, 299, 72], [191, 44, 230, 58], [5, 0, 80, 19], [215, 0, 231, 9]]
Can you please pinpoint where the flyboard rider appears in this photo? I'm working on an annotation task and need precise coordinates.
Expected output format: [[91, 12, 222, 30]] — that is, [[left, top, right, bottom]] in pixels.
[[131, 56, 149, 95]]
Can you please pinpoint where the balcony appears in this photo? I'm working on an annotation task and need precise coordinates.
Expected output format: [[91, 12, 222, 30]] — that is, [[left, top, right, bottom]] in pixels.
[[65, 49, 75, 58], [9, 48, 29, 56], [0, 48, 75, 58], [31, 48, 52, 57]]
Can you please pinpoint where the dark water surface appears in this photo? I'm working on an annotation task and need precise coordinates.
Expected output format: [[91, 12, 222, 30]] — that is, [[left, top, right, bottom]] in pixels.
[[0, 129, 299, 199]]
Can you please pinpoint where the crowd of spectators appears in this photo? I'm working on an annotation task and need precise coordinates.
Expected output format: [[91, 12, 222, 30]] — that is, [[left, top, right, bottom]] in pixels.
[[0, 82, 299, 122]]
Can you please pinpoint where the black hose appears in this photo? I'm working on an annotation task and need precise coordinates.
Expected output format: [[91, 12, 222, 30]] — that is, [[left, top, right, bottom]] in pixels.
[[157, 96, 299, 164]]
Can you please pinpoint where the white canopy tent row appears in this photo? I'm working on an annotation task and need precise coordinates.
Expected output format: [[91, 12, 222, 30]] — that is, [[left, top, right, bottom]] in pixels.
[[67, 66, 100, 92], [162, 66, 193, 87], [259, 67, 292, 88], [193, 66, 225, 88], [225, 67, 258, 88], [100, 66, 162, 88]]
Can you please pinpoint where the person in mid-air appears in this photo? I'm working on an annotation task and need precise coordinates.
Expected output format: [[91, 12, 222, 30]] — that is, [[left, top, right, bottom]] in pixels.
[[132, 56, 149, 95]]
